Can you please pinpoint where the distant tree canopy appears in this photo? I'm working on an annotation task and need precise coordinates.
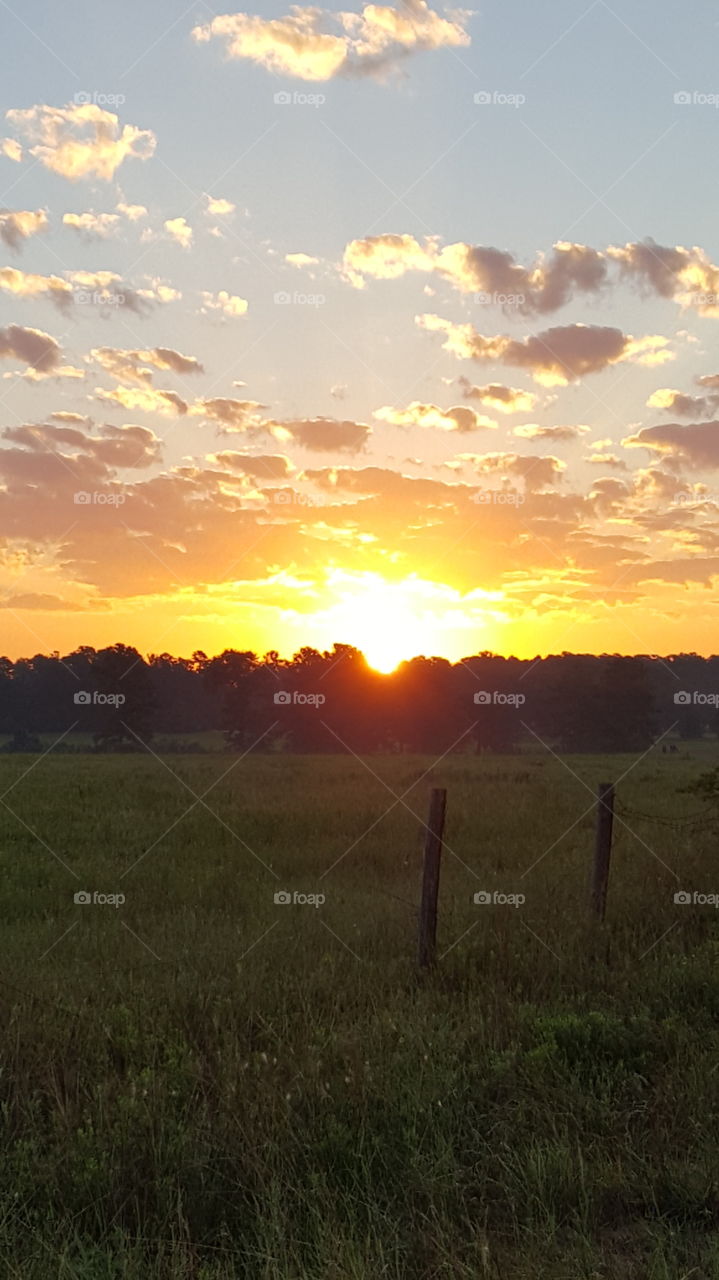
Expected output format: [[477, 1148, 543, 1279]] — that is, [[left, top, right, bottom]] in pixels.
[[0, 644, 718, 754]]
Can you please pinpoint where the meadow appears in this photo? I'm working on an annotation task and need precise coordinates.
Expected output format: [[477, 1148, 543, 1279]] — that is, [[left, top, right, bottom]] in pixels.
[[1, 741, 718, 1278]]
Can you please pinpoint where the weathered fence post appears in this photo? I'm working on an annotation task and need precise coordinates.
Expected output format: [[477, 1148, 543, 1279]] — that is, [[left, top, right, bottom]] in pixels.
[[418, 788, 447, 967], [590, 782, 615, 921]]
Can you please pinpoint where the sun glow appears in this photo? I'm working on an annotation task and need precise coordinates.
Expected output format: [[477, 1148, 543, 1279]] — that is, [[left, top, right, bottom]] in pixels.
[[314, 571, 500, 672]]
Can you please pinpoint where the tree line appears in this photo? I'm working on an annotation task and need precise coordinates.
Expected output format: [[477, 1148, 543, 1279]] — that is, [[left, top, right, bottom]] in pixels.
[[1, 643, 718, 754]]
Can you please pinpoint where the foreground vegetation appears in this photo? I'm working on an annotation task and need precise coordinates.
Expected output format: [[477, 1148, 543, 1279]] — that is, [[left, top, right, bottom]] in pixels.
[[1, 743, 718, 1277]]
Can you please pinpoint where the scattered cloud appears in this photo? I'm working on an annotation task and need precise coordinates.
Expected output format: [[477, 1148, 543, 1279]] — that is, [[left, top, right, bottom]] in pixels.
[[164, 216, 193, 249], [0, 208, 48, 250], [6, 102, 156, 181], [374, 402, 495, 431], [90, 346, 204, 386], [513, 423, 590, 441], [0, 324, 61, 371], [624, 421, 719, 470], [95, 385, 189, 416], [192, 1, 471, 81], [417, 316, 672, 385], [457, 378, 538, 413], [63, 210, 121, 239], [199, 289, 248, 317]]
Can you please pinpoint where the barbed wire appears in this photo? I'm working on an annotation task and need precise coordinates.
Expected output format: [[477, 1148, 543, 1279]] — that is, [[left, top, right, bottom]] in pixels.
[[615, 797, 716, 830]]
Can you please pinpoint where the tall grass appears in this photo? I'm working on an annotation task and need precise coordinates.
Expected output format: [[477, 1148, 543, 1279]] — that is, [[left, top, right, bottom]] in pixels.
[[0, 745, 718, 1277]]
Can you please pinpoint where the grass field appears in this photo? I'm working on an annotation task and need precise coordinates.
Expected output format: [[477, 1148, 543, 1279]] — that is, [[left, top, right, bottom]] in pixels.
[[1, 741, 719, 1278]]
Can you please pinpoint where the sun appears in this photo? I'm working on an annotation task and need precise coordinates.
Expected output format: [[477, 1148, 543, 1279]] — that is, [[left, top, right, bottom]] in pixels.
[[319, 573, 450, 672]]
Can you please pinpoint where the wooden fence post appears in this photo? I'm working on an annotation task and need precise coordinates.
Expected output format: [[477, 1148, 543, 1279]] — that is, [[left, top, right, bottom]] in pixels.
[[590, 782, 615, 921], [418, 788, 447, 967]]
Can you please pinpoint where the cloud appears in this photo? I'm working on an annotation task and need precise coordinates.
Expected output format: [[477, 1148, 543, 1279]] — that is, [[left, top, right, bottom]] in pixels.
[[0, 208, 48, 250], [0, 324, 61, 371], [457, 378, 538, 413], [164, 216, 193, 249], [417, 316, 672, 385], [90, 346, 204, 386], [274, 417, 370, 451], [0, 592, 84, 612], [3, 421, 161, 469], [623, 421, 719, 470], [343, 234, 607, 311], [584, 449, 627, 470], [0, 266, 164, 315], [609, 238, 719, 317], [468, 451, 565, 490], [286, 252, 319, 267], [193, 397, 268, 429], [373, 401, 496, 431], [513, 423, 590, 440], [116, 201, 147, 221], [212, 451, 292, 479], [646, 387, 719, 418], [51, 411, 93, 425], [6, 102, 156, 181], [199, 289, 249, 317], [63, 210, 120, 239], [205, 195, 235, 217], [0, 138, 22, 162], [192, 1, 471, 81], [95, 386, 189, 416]]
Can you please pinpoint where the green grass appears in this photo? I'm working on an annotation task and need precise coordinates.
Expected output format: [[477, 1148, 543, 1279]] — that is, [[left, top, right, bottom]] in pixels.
[[1, 743, 718, 1277]]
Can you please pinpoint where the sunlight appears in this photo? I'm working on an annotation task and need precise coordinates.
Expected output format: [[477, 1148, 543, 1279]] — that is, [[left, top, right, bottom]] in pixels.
[[316, 571, 498, 671]]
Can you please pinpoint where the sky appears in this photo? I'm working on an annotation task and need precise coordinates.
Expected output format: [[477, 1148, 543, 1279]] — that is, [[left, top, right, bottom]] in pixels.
[[1, 0, 719, 670]]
